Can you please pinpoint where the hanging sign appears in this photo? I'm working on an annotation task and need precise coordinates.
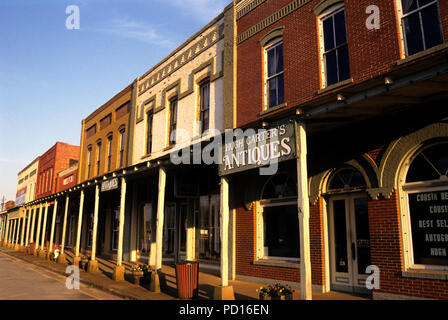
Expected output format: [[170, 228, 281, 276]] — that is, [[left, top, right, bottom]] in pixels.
[[218, 117, 297, 176], [101, 177, 119, 192]]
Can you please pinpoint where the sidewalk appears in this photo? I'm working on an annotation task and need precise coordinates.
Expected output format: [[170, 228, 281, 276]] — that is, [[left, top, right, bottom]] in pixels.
[[0, 246, 369, 300]]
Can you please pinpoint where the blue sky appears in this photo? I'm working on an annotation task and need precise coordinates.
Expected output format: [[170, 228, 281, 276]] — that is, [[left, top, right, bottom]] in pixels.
[[0, 0, 229, 203]]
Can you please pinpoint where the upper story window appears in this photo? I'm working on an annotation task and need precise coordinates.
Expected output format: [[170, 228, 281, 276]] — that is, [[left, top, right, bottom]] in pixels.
[[119, 129, 125, 168], [87, 147, 92, 179], [96, 141, 102, 176], [107, 135, 113, 172], [399, 0, 444, 57], [265, 39, 284, 109], [319, 4, 350, 87], [146, 110, 154, 155], [199, 81, 210, 134], [169, 98, 178, 146]]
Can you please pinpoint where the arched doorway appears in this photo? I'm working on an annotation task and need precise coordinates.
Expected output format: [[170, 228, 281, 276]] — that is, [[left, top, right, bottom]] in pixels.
[[326, 167, 371, 294]]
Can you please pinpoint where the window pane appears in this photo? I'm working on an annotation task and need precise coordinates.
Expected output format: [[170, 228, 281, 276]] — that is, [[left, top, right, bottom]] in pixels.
[[267, 43, 283, 77], [401, 0, 418, 14], [267, 46, 276, 77], [334, 10, 347, 47], [275, 43, 284, 74], [263, 205, 299, 259], [421, 5, 443, 50], [323, 16, 335, 51], [419, 0, 436, 7], [268, 77, 278, 108], [337, 45, 350, 82], [325, 50, 338, 86], [333, 199, 348, 273], [403, 13, 425, 56], [277, 73, 284, 106]]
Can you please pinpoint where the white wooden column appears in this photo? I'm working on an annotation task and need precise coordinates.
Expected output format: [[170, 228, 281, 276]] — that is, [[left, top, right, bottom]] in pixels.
[[117, 177, 127, 266], [75, 189, 84, 257], [25, 208, 32, 246], [60, 195, 69, 254], [40, 203, 49, 250], [155, 167, 167, 271], [13, 219, 19, 245], [29, 207, 37, 244], [296, 121, 312, 300], [49, 199, 58, 253], [4, 219, 10, 243], [91, 185, 100, 261], [220, 176, 230, 287], [35, 205, 43, 249], [20, 215, 26, 246]]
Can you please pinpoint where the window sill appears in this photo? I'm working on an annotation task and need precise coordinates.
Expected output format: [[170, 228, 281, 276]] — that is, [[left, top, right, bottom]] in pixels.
[[253, 259, 300, 269], [396, 43, 448, 66], [163, 145, 175, 152], [259, 103, 287, 117], [402, 269, 448, 281], [317, 78, 353, 95]]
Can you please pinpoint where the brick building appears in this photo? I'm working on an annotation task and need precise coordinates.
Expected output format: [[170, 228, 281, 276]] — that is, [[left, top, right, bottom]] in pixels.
[[35, 142, 80, 200], [224, 0, 448, 299]]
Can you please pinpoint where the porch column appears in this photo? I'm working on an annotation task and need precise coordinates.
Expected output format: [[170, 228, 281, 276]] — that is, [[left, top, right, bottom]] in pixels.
[[57, 195, 69, 264], [155, 167, 167, 271], [113, 177, 127, 280], [213, 176, 234, 300], [4, 219, 10, 244], [74, 189, 85, 266], [34, 204, 43, 254], [29, 206, 37, 246], [49, 199, 58, 253], [20, 213, 27, 247], [25, 208, 32, 246], [296, 121, 312, 300], [40, 203, 49, 251], [87, 185, 100, 273], [13, 219, 19, 247]]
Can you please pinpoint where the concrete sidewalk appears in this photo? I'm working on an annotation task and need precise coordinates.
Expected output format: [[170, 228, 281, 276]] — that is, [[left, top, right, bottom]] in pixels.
[[0, 246, 369, 300]]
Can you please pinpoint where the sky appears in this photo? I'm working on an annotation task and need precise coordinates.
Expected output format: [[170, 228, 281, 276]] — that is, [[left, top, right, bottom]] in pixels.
[[0, 0, 230, 203]]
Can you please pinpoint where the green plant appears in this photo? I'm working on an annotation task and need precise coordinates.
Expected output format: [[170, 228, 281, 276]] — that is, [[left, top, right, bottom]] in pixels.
[[257, 283, 294, 297]]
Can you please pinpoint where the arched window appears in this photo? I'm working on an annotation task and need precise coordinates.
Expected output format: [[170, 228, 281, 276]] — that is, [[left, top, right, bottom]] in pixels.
[[328, 167, 366, 192], [261, 173, 297, 200], [402, 142, 448, 269]]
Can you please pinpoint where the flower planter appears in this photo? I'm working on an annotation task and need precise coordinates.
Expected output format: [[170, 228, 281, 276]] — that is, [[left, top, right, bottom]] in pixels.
[[259, 294, 293, 300], [132, 272, 144, 285]]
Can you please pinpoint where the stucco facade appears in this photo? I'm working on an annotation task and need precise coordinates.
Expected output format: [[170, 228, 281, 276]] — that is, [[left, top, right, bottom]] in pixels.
[[16, 158, 39, 206]]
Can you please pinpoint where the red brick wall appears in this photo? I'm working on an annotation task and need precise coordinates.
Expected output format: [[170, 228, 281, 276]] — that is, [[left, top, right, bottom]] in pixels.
[[369, 190, 448, 299], [236, 0, 448, 127], [56, 169, 78, 193], [36, 142, 79, 199]]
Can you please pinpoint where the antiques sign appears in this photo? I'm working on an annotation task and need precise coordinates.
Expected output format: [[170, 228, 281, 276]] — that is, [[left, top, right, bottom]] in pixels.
[[101, 177, 119, 192], [219, 118, 297, 176], [408, 190, 448, 266]]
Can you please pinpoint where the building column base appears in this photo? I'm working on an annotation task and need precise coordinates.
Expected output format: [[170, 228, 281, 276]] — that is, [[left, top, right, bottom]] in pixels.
[[150, 271, 160, 292], [87, 260, 100, 273], [56, 253, 67, 264], [38, 249, 46, 259], [112, 265, 125, 281], [213, 285, 235, 300], [73, 256, 81, 268]]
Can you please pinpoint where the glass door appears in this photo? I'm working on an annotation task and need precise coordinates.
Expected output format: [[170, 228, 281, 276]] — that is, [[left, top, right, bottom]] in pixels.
[[329, 193, 371, 293]]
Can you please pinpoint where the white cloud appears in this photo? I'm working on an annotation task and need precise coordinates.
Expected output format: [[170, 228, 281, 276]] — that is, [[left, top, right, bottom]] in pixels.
[[93, 17, 176, 48]]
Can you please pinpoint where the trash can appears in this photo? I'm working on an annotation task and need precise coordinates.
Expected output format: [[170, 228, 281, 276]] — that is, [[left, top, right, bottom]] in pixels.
[[175, 261, 199, 299]]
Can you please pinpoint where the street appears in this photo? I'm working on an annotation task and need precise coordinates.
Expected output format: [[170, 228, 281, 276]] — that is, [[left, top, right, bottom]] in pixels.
[[0, 252, 121, 300]]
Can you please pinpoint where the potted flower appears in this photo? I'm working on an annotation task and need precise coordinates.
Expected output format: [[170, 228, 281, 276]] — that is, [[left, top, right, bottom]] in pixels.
[[131, 264, 144, 285], [257, 283, 294, 300], [141, 264, 152, 285]]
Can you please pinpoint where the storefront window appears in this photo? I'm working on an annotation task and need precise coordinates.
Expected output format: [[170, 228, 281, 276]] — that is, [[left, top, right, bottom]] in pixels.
[[258, 173, 299, 261], [138, 203, 152, 256], [163, 204, 176, 257], [197, 194, 220, 262], [404, 142, 448, 267]]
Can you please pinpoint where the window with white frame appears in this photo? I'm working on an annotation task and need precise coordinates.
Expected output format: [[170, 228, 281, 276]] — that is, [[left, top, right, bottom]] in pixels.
[[107, 135, 112, 172], [96, 141, 101, 176], [401, 142, 448, 269], [168, 98, 178, 145], [319, 4, 350, 88], [398, 0, 444, 57], [199, 81, 210, 134], [265, 39, 284, 109], [257, 173, 300, 261]]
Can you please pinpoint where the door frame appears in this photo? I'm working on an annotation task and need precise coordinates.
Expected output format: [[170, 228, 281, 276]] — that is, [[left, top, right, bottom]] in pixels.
[[327, 192, 370, 294]]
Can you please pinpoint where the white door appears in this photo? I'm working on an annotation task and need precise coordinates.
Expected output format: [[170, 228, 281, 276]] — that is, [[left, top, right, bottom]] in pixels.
[[329, 193, 371, 294]]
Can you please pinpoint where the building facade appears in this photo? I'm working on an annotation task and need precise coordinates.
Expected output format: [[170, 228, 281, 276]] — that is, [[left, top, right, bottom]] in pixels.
[[229, 0, 448, 300], [16, 158, 39, 206]]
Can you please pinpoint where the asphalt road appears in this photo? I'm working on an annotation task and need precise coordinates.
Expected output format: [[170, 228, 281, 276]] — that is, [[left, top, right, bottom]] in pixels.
[[0, 252, 122, 300]]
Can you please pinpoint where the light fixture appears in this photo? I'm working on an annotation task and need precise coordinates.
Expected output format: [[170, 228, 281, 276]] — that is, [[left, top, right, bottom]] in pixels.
[[337, 94, 345, 101], [384, 77, 394, 85]]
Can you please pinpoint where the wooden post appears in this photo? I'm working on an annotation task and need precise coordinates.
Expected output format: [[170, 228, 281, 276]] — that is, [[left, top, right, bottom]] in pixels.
[[49, 199, 58, 253], [220, 177, 229, 287], [296, 121, 312, 300], [25, 208, 32, 246], [60, 195, 69, 254], [91, 185, 100, 261], [35, 205, 43, 251], [117, 177, 127, 266], [155, 167, 167, 271], [40, 203, 49, 250], [75, 189, 85, 257], [29, 207, 37, 245]]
